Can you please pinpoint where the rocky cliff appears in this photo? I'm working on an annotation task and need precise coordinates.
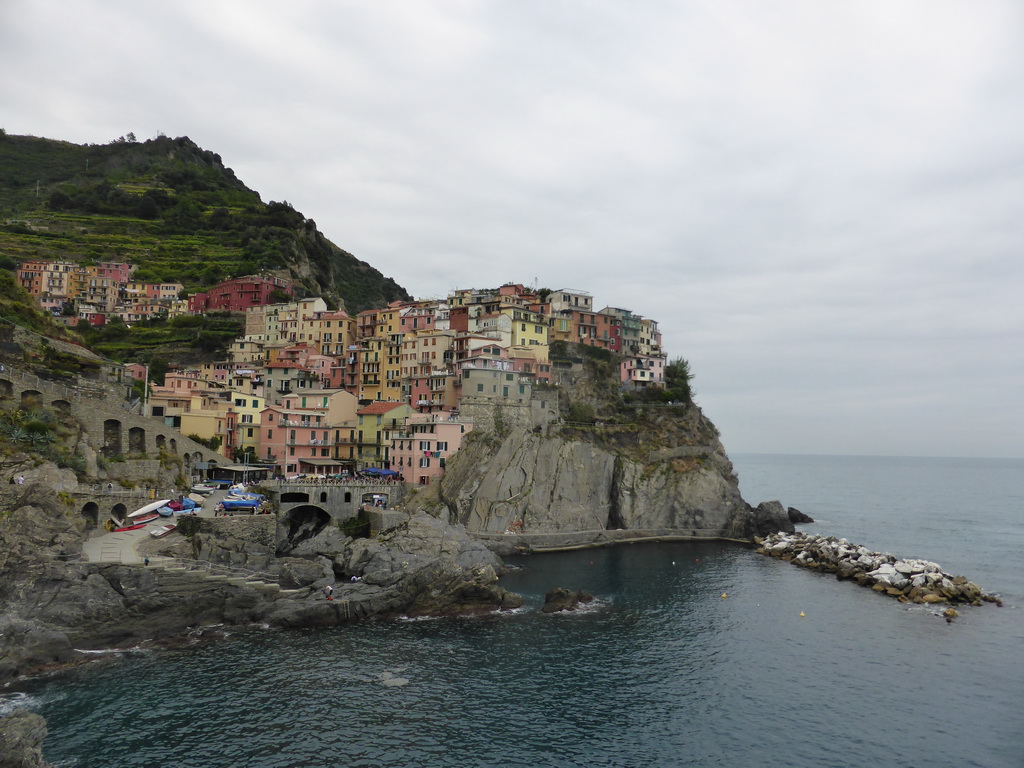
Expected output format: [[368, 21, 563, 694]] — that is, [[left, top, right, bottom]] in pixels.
[[0, 476, 519, 682], [437, 422, 754, 538], [429, 348, 790, 543]]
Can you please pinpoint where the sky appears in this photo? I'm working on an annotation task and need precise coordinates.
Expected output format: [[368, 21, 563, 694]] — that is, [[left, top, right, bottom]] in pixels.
[[2, 1, 1022, 459]]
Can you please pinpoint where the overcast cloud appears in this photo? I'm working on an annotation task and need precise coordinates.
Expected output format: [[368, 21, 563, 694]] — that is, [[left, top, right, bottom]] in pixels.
[[2, 1, 1022, 458]]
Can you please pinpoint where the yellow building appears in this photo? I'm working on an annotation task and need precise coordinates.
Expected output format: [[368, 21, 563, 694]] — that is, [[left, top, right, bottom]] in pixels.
[[356, 303, 406, 402], [178, 393, 233, 457], [503, 306, 550, 348], [227, 390, 266, 458], [355, 401, 416, 467]]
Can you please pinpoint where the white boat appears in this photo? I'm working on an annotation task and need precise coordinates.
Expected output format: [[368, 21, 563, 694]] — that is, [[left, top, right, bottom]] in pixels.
[[190, 484, 217, 494], [149, 523, 176, 538], [128, 499, 172, 519], [187, 493, 206, 504]]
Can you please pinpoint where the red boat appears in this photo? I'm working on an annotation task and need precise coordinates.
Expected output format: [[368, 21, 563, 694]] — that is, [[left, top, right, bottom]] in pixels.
[[133, 512, 160, 525], [113, 522, 150, 532]]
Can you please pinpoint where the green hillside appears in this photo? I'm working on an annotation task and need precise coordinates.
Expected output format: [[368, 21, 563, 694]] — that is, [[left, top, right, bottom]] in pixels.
[[0, 132, 411, 311]]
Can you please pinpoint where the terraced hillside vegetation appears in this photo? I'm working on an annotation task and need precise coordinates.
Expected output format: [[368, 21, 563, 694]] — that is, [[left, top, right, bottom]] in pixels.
[[0, 131, 411, 313]]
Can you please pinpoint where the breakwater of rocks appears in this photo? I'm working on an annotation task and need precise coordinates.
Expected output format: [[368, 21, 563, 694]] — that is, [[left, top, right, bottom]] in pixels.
[[756, 532, 1003, 608]]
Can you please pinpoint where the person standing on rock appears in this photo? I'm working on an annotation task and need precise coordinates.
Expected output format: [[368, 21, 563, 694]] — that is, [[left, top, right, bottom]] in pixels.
[[324, 584, 334, 601]]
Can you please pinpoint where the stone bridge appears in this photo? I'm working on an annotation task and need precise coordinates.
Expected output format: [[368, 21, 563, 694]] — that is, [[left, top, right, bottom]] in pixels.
[[0, 367, 217, 476], [270, 481, 407, 530]]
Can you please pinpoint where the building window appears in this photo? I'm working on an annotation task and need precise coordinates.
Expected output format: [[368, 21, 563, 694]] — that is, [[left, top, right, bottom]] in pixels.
[[419, 457, 430, 468]]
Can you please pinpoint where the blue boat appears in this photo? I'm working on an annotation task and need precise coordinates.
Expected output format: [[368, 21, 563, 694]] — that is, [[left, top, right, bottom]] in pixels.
[[219, 498, 260, 510]]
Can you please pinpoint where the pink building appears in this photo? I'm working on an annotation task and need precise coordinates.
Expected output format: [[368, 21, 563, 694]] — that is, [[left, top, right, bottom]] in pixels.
[[390, 412, 473, 486], [259, 390, 358, 476], [620, 355, 665, 389], [96, 261, 134, 283], [125, 363, 148, 382]]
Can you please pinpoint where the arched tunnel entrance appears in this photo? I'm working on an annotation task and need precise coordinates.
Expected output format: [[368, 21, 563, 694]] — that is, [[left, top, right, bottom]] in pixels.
[[80, 501, 99, 529], [279, 504, 331, 555]]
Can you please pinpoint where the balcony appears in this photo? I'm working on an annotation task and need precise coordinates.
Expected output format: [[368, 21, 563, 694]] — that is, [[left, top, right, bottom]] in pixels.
[[285, 437, 334, 446]]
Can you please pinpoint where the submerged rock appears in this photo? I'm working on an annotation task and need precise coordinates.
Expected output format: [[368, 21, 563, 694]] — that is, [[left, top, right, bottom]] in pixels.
[[787, 507, 814, 524], [541, 587, 595, 613]]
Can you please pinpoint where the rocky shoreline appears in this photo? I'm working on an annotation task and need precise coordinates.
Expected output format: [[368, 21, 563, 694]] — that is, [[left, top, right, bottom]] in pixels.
[[756, 531, 1003, 608]]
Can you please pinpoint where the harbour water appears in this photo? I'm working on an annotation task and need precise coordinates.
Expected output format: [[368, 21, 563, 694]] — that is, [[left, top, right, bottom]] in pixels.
[[6, 454, 1023, 767]]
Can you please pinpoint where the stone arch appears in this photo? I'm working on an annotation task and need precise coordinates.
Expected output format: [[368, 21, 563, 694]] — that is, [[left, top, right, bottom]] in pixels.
[[319, 491, 328, 503], [344, 492, 352, 503], [281, 491, 310, 503], [155, 434, 166, 450], [110, 502, 128, 522], [102, 419, 123, 458], [0, 379, 12, 399], [51, 399, 72, 418], [182, 452, 192, 474], [80, 501, 99, 528], [128, 426, 145, 454], [170, 438, 178, 454], [20, 389, 43, 410], [280, 504, 331, 554]]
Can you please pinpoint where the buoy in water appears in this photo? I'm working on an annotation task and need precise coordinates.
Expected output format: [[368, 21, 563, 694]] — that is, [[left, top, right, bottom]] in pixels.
[[721, 592, 728, 599], [799, 611, 805, 618]]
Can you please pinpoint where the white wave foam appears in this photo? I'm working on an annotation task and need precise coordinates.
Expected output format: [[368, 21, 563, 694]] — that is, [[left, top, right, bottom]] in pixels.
[[0, 691, 40, 717]]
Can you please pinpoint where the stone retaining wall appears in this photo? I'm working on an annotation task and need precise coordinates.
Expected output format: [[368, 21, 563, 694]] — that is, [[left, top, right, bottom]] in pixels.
[[475, 528, 749, 553], [0, 365, 215, 476]]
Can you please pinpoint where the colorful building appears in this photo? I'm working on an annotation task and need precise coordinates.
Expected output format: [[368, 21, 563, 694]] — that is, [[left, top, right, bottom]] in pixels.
[[188, 274, 293, 314], [259, 389, 359, 476], [391, 412, 474, 485], [355, 401, 416, 468]]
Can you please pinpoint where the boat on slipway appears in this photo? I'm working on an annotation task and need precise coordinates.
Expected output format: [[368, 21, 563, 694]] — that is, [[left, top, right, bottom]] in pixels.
[[149, 523, 176, 538], [128, 499, 172, 519], [112, 521, 150, 533]]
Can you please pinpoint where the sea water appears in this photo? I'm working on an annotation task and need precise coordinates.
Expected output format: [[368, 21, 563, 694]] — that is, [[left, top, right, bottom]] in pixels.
[[7, 454, 1023, 768]]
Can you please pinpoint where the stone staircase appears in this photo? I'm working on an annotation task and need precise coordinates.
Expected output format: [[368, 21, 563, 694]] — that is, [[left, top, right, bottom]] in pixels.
[[145, 558, 309, 598]]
